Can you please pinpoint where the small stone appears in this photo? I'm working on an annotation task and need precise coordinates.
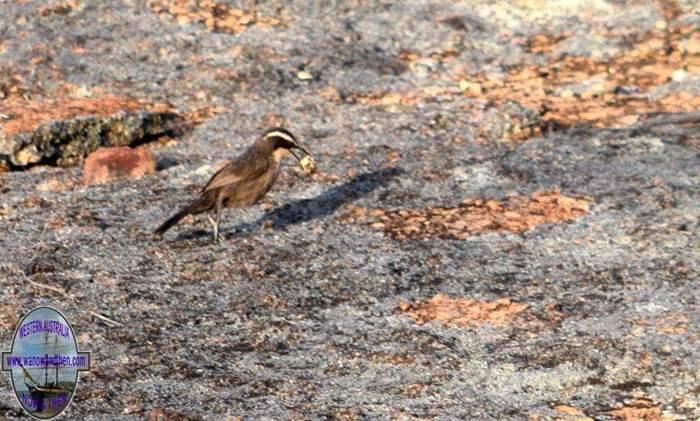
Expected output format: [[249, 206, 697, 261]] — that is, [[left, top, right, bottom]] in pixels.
[[671, 69, 687, 82], [82, 146, 155, 185], [459, 79, 483, 95], [296, 70, 313, 81], [560, 89, 574, 99]]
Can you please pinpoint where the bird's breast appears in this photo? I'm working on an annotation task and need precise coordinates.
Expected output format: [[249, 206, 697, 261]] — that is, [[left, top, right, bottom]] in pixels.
[[222, 164, 279, 208]]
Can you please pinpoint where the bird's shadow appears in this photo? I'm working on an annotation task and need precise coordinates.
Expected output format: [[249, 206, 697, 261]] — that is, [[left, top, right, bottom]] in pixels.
[[255, 166, 403, 230], [173, 166, 402, 241]]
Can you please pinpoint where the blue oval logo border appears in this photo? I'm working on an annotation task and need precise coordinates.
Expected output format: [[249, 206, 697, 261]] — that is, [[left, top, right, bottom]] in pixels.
[[2, 306, 91, 419]]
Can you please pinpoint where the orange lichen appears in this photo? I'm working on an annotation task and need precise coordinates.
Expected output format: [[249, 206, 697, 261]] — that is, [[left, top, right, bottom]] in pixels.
[[0, 97, 171, 137], [608, 398, 665, 421], [340, 189, 590, 240], [149, 0, 284, 34], [399, 294, 528, 326]]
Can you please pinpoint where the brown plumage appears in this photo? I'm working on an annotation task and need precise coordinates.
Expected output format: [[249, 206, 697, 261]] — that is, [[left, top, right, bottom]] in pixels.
[[154, 127, 310, 241]]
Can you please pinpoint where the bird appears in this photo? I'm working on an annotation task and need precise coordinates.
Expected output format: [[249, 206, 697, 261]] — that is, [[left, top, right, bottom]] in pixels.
[[154, 127, 312, 241]]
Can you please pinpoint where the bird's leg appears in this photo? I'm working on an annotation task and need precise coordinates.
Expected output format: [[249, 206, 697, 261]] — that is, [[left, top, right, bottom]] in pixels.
[[207, 215, 217, 241], [213, 196, 224, 242]]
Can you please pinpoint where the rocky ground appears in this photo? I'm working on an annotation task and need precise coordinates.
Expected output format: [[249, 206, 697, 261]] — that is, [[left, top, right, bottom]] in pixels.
[[1, 0, 699, 419]]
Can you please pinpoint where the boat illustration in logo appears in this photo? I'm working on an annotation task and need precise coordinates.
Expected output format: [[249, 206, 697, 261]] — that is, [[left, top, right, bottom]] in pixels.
[[2, 306, 90, 419]]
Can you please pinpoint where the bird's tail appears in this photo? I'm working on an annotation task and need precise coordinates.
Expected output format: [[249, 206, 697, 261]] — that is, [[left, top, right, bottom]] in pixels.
[[154, 193, 216, 236], [154, 207, 191, 236]]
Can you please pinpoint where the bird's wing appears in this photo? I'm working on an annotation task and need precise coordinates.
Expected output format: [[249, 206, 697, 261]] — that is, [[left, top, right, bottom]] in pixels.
[[201, 148, 271, 193]]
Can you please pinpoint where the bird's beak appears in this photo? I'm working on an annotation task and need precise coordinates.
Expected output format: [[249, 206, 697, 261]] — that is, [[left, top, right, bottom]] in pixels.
[[290, 145, 310, 162]]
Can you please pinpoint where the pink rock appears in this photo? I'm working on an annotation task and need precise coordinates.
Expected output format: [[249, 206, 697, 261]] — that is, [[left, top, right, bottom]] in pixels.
[[82, 146, 155, 185]]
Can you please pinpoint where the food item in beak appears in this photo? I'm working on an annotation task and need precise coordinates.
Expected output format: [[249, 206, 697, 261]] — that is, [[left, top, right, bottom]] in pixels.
[[299, 155, 316, 174]]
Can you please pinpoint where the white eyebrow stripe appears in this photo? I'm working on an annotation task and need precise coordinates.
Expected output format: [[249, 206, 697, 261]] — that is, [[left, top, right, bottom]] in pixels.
[[264, 130, 295, 143]]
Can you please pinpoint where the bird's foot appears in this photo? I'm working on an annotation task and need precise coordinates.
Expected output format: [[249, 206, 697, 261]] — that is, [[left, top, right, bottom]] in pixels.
[[208, 216, 222, 243]]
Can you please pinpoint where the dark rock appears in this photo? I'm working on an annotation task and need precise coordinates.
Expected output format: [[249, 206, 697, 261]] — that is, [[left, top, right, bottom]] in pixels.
[[0, 97, 182, 168]]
